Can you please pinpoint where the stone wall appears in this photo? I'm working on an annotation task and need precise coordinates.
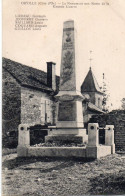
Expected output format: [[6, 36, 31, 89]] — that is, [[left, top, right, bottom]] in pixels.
[[2, 68, 21, 134], [89, 110, 125, 151], [21, 87, 56, 125]]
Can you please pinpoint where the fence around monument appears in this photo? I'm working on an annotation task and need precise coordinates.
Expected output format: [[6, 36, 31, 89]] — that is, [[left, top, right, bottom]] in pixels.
[[17, 123, 115, 158]]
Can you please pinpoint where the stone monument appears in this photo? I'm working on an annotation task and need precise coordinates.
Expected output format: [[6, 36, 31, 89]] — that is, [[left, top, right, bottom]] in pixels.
[[45, 20, 87, 144], [17, 20, 115, 158]]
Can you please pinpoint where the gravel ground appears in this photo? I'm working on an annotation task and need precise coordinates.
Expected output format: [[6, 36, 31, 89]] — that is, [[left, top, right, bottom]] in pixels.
[[2, 152, 125, 196]]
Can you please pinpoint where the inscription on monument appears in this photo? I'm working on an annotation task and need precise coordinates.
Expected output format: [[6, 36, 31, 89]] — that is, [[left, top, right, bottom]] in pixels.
[[58, 102, 76, 121]]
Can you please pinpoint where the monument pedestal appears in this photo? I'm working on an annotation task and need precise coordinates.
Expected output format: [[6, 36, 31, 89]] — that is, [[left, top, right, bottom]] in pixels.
[[45, 125, 88, 144], [45, 93, 88, 144], [45, 135, 85, 144]]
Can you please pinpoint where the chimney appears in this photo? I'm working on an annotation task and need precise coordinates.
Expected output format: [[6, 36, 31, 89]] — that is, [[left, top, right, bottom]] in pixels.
[[47, 62, 56, 91]]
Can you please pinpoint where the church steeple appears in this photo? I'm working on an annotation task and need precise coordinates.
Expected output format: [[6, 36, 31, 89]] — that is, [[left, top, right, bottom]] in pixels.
[[81, 68, 103, 94], [81, 50, 103, 95]]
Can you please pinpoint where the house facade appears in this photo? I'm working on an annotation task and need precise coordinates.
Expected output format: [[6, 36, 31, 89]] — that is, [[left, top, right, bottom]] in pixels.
[[2, 58, 104, 136], [2, 58, 59, 136]]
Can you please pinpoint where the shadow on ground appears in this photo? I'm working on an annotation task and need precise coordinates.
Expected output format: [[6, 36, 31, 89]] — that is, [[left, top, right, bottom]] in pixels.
[[2, 156, 94, 170], [90, 172, 125, 195]]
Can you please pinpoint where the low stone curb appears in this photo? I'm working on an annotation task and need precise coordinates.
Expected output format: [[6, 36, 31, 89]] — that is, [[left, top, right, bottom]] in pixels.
[[2, 148, 17, 156]]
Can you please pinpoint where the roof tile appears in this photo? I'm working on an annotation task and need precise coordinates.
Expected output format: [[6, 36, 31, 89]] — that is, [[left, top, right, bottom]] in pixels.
[[2, 57, 60, 92]]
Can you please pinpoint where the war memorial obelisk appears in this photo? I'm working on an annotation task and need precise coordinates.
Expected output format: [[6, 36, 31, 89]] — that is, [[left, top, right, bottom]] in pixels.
[[46, 20, 87, 144]]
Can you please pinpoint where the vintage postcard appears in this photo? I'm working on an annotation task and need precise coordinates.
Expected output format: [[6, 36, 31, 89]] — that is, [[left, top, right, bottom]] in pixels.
[[2, 0, 125, 195]]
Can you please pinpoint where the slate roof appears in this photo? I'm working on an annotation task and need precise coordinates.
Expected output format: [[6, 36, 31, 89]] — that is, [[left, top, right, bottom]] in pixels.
[[81, 67, 103, 94], [2, 57, 60, 93], [87, 102, 104, 113]]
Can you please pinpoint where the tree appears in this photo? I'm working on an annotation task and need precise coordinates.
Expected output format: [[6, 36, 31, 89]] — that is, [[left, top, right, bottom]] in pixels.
[[121, 98, 125, 109], [102, 73, 110, 112]]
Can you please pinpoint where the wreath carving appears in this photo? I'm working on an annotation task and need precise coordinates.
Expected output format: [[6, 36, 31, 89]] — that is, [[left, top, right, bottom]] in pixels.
[[61, 51, 73, 85]]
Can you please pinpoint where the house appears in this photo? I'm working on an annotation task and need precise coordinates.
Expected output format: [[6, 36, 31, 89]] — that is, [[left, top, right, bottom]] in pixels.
[[2, 57, 59, 138], [2, 58, 104, 137]]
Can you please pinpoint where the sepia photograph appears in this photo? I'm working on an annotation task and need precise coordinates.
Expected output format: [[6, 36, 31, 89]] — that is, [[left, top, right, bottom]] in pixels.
[[2, 0, 125, 195]]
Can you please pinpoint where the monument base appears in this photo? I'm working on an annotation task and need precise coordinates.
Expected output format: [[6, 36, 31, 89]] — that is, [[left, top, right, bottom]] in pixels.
[[45, 135, 84, 144], [45, 128, 88, 144], [86, 145, 112, 159], [17, 145, 113, 159]]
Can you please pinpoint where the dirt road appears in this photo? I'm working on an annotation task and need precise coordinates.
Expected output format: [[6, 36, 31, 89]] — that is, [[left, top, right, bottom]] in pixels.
[[2, 153, 125, 196]]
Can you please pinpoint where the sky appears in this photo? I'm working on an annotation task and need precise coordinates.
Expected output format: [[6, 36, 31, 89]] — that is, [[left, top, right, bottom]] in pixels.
[[2, 0, 125, 109]]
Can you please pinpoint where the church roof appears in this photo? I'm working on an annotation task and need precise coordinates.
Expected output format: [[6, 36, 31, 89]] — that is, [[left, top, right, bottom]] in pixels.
[[2, 57, 60, 93], [88, 102, 104, 113], [81, 67, 103, 94]]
